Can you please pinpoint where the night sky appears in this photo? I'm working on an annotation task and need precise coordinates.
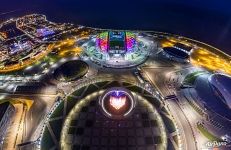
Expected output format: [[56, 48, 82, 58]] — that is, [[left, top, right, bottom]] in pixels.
[[1, 0, 231, 54]]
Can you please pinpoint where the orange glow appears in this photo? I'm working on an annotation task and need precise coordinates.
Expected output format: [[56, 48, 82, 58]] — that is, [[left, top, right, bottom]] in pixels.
[[160, 36, 231, 75], [0, 32, 7, 39], [160, 37, 192, 48], [0, 98, 34, 110], [161, 40, 174, 47], [0, 44, 54, 73], [190, 48, 231, 75], [55, 37, 88, 57], [110, 96, 126, 110], [0, 37, 85, 73]]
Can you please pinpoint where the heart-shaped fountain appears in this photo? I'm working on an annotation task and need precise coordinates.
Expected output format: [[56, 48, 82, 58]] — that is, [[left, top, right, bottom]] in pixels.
[[99, 87, 135, 119], [109, 96, 126, 110]]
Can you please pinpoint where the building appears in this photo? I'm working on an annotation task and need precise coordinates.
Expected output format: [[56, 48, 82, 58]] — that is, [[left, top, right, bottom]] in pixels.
[[96, 31, 137, 54], [0, 102, 15, 150], [191, 73, 231, 132], [84, 31, 152, 68], [0, 45, 9, 62], [209, 73, 231, 109], [162, 42, 193, 62]]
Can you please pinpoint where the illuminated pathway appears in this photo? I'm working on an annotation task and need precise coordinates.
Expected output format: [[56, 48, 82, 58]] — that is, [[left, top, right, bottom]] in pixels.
[[3, 104, 26, 150], [0, 44, 54, 73], [0, 37, 83, 73]]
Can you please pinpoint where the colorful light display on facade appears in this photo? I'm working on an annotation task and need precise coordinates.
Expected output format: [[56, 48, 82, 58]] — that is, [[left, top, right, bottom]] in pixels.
[[126, 32, 136, 52], [96, 31, 137, 53], [96, 32, 108, 52]]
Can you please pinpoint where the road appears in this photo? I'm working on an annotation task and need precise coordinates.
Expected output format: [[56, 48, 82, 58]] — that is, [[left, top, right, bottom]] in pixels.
[[141, 60, 198, 150], [167, 100, 197, 150], [3, 104, 26, 150]]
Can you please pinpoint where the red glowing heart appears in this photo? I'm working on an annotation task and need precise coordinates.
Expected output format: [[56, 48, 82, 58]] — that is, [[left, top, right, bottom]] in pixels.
[[109, 96, 126, 110]]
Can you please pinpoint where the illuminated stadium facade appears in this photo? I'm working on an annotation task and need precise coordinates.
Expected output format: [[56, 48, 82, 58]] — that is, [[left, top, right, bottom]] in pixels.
[[96, 31, 137, 53], [83, 31, 154, 68]]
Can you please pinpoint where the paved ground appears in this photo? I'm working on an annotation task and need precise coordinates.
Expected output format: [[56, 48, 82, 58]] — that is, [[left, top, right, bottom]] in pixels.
[[63, 96, 163, 150], [141, 62, 198, 150], [3, 104, 25, 150]]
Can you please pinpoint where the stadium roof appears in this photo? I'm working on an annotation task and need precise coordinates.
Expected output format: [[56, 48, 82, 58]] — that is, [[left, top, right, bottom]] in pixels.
[[0, 102, 11, 121], [163, 47, 189, 59], [210, 73, 231, 109]]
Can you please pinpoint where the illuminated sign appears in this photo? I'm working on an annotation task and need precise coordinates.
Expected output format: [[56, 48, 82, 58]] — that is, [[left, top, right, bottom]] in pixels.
[[99, 87, 135, 119], [109, 95, 126, 110]]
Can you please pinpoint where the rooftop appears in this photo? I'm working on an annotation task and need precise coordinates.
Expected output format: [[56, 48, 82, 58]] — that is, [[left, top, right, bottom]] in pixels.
[[0, 102, 12, 121]]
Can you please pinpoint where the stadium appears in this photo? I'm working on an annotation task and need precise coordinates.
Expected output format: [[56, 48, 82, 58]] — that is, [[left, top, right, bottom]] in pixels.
[[187, 73, 231, 132], [209, 73, 231, 110], [83, 31, 154, 68], [161, 42, 192, 62]]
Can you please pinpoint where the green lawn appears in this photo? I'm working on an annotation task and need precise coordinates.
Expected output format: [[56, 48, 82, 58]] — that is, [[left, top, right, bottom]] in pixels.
[[153, 136, 162, 144], [95, 81, 110, 88], [160, 107, 169, 115], [197, 124, 222, 141], [41, 127, 55, 150], [50, 102, 64, 119], [161, 114, 176, 133], [183, 71, 206, 85], [143, 95, 161, 108], [127, 86, 143, 94], [49, 119, 63, 141], [82, 84, 98, 97], [72, 87, 86, 97]]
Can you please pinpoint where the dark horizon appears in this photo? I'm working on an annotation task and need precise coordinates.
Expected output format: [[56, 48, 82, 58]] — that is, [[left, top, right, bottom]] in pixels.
[[1, 0, 231, 55]]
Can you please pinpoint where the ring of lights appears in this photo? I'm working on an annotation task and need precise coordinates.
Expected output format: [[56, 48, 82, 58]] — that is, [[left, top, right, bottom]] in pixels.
[[99, 87, 136, 119]]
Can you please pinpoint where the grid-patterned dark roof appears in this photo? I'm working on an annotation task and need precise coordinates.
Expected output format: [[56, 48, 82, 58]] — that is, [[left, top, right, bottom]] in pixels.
[[0, 102, 11, 121]]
